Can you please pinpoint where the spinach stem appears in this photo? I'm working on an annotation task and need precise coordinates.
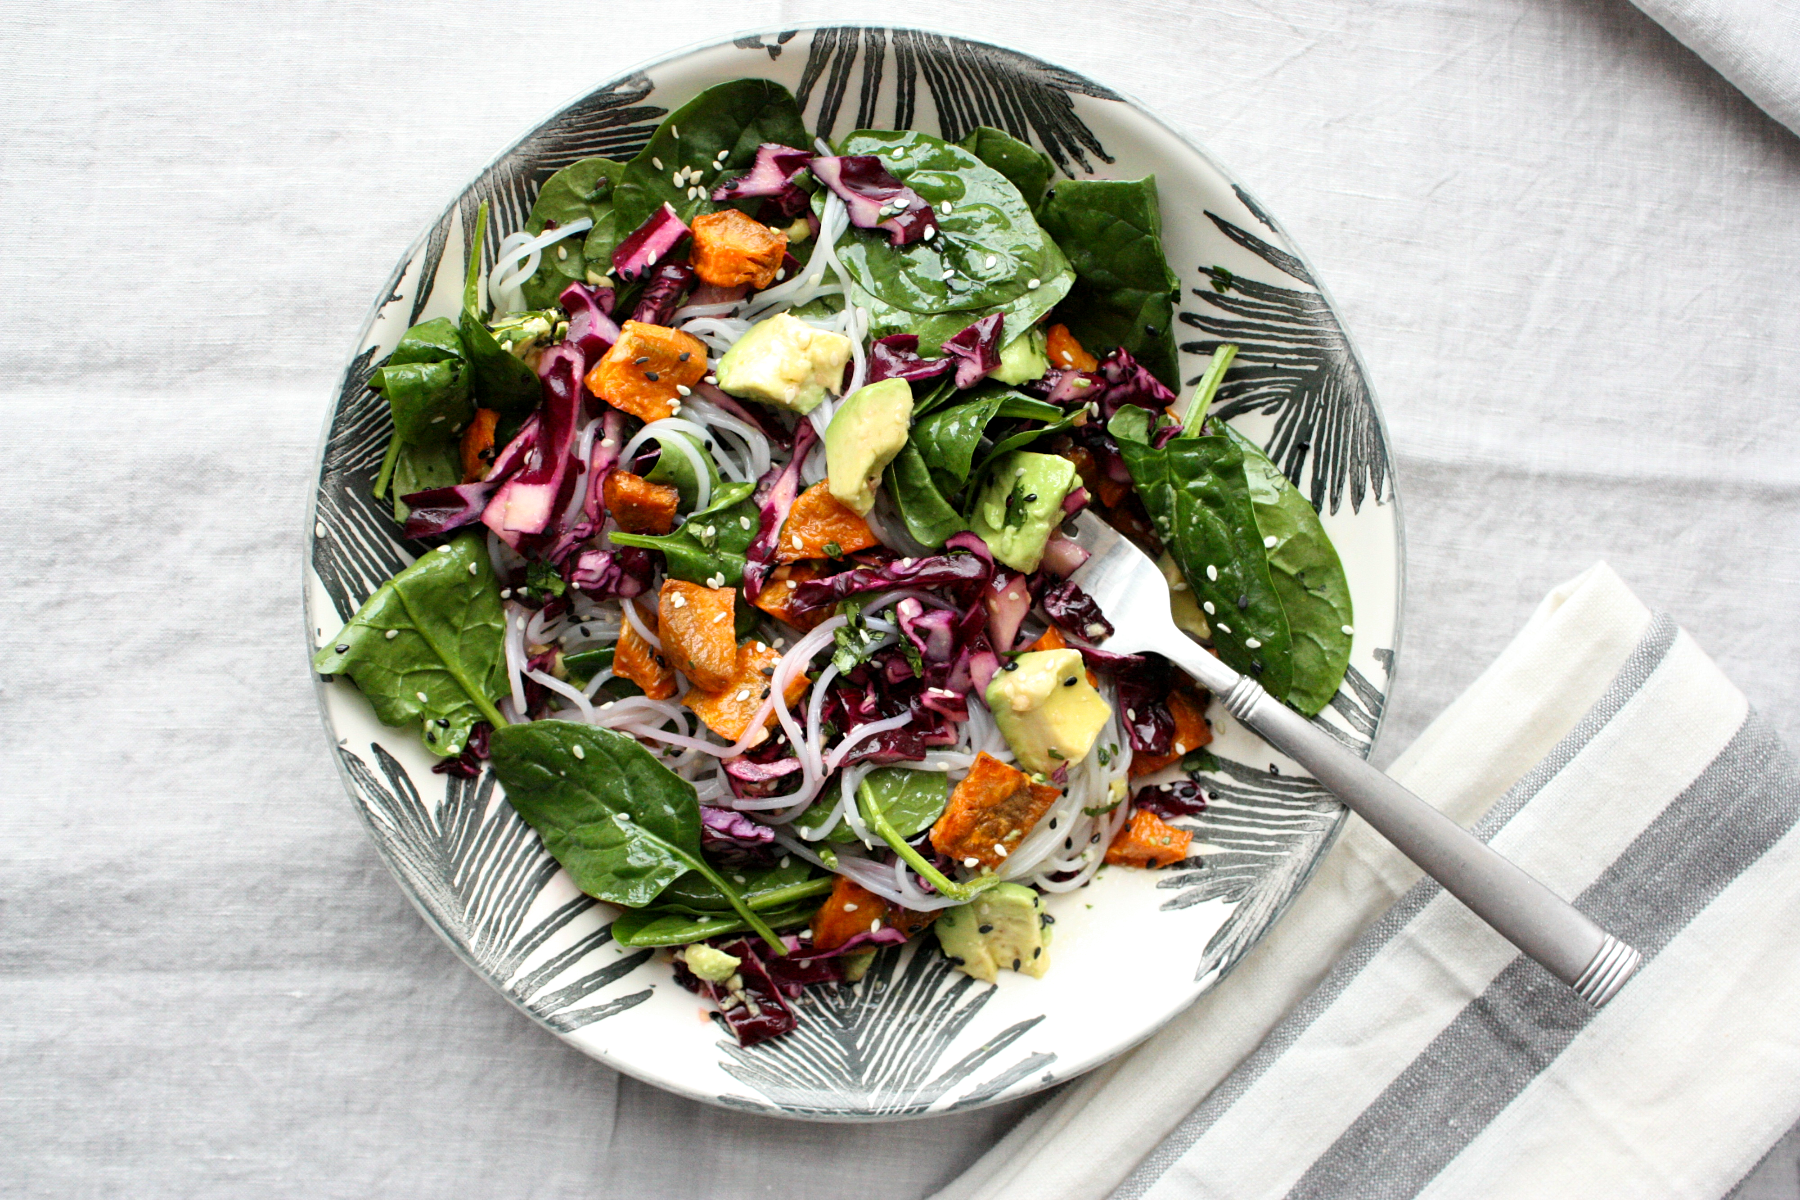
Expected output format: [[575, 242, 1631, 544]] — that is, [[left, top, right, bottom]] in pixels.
[[686, 856, 788, 955], [373, 436, 401, 501], [465, 202, 488, 318], [859, 782, 995, 905], [1182, 343, 1239, 436]]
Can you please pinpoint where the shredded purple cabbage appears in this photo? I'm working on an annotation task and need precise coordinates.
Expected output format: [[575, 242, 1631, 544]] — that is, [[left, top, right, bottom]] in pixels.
[[1113, 653, 1176, 755], [710, 143, 813, 217], [1034, 347, 1178, 421], [698, 806, 777, 860], [791, 545, 992, 616], [1041, 579, 1114, 641], [982, 570, 1032, 653], [809, 155, 937, 246], [482, 345, 584, 543], [558, 282, 620, 361], [629, 260, 695, 326], [700, 938, 798, 1046], [723, 754, 803, 800], [400, 413, 541, 538], [896, 598, 958, 663], [866, 334, 951, 385], [1037, 533, 1089, 579], [942, 313, 1004, 388], [741, 419, 819, 599], [1135, 780, 1209, 819], [611, 202, 690, 281], [567, 545, 653, 598]]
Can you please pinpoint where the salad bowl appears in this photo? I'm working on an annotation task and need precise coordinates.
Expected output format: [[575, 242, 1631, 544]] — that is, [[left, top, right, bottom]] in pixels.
[[305, 24, 1402, 1119]]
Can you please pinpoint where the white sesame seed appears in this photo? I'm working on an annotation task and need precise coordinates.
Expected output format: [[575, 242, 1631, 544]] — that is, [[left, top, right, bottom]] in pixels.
[[1127, 709, 1137, 721], [942, 268, 955, 280], [993, 842, 1009, 858], [1342, 624, 1355, 636], [941, 200, 954, 214], [808, 274, 822, 287], [675, 384, 691, 396], [735, 689, 752, 702], [601, 701, 615, 710], [1246, 637, 1262, 649], [739, 517, 752, 529], [468, 562, 479, 576], [671, 594, 687, 608], [791, 533, 803, 548], [500, 588, 512, 599], [1202, 601, 1216, 615], [600, 438, 616, 448], [774, 638, 786, 649], [923, 225, 935, 240], [572, 743, 586, 760], [985, 254, 997, 268], [712, 611, 727, 623], [385, 629, 398, 639], [1263, 535, 1278, 549], [1217, 622, 1232, 633], [672, 125, 680, 138], [704, 374, 718, 384], [437, 544, 451, 553], [557, 245, 568, 260], [1206, 564, 1219, 581], [963, 856, 979, 867], [651, 157, 663, 169], [671, 171, 683, 186], [416, 691, 428, 702], [870, 918, 882, 933], [774, 268, 786, 281], [1027, 278, 1040, 289]]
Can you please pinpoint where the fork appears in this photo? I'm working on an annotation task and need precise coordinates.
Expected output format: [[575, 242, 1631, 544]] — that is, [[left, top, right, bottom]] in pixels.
[[1064, 511, 1642, 1008]]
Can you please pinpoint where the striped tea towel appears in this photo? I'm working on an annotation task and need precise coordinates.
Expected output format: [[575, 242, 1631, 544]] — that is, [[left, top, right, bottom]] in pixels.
[[934, 562, 1800, 1200]]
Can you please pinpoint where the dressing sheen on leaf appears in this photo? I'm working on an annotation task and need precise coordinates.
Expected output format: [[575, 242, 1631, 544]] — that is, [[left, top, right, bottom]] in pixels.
[[489, 721, 784, 949], [520, 157, 626, 309], [1037, 176, 1182, 388], [312, 533, 508, 756], [829, 129, 1074, 352], [1225, 425, 1354, 714], [958, 126, 1054, 211], [855, 767, 950, 840]]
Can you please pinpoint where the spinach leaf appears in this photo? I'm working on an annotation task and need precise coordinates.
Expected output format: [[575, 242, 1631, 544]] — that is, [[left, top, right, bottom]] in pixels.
[[884, 441, 969, 549], [1037, 176, 1181, 387], [958, 126, 1054, 210], [614, 79, 810, 232], [857, 778, 997, 905], [1113, 420, 1297, 702], [966, 411, 1082, 488], [520, 157, 626, 309], [909, 373, 963, 419], [654, 860, 833, 913], [610, 897, 822, 948], [312, 533, 508, 756], [388, 439, 463, 522], [855, 767, 949, 840], [460, 202, 542, 420], [830, 130, 1074, 351], [643, 430, 722, 513], [369, 317, 472, 504], [1225, 426, 1353, 714], [909, 391, 1008, 486], [791, 789, 861, 844], [489, 720, 784, 949], [608, 480, 759, 584]]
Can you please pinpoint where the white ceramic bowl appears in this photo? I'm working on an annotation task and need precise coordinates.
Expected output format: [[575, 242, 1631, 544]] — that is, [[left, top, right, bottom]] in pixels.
[[305, 24, 1403, 1120]]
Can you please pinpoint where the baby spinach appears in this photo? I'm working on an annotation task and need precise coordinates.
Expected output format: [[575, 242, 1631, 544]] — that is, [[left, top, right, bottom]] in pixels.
[[460, 202, 542, 420], [959, 127, 1054, 211], [830, 130, 1074, 352], [489, 720, 784, 950], [608, 480, 759, 584], [610, 897, 823, 948], [1037, 176, 1181, 387], [1113, 414, 1297, 704], [520, 157, 626, 308], [388, 440, 464, 522], [909, 391, 1009, 486], [369, 317, 473, 506], [791, 789, 861, 844], [614, 79, 810, 232], [313, 534, 509, 756], [967, 409, 1081, 486], [643, 430, 722, 513], [885, 441, 969, 548], [855, 767, 949, 840], [1226, 425, 1354, 714], [655, 860, 834, 914]]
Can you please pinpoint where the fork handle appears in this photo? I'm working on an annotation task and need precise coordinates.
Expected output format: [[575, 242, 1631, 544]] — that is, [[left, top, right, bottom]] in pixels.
[[1201, 669, 1641, 1007]]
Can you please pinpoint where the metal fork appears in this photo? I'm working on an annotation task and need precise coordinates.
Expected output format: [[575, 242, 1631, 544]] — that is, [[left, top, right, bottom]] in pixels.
[[1064, 511, 1641, 1007]]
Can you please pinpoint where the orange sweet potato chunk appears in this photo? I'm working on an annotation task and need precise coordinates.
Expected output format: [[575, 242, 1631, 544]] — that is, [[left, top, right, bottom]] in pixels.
[[809, 874, 938, 950], [1104, 808, 1193, 868], [585, 321, 708, 423], [613, 602, 676, 700], [460, 408, 500, 482], [658, 580, 738, 692], [929, 751, 1062, 872], [776, 482, 879, 563], [684, 639, 808, 743], [1046, 324, 1099, 372], [1128, 688, 1214, 778], [689, 209, 788, 290], [751, 561, 831, 632], [603, 470, 680, 535]]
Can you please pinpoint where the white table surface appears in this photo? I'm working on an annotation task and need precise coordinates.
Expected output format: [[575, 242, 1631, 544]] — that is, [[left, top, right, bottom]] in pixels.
[[4, 1, 1797, 1195]]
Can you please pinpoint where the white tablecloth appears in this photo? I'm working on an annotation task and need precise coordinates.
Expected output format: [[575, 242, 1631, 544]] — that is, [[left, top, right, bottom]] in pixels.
[[5, 1, 1797, 1195]]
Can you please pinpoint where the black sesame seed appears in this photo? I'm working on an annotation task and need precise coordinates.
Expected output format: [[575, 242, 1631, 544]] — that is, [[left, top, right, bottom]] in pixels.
[[1049, 817, 1058, 829], [1090, 833, 1101, 844], [1270, 763, 1281, 775], [437, 718, 450, 727], [1063, 677, 1077, 687], [654, 654, 668, 667], [1033, 946, 1042, 958], [1237, 594, 1249, 611], [1041, 912, 1056, 925], [1012, 957, 1022, 971], [1144, 324, 1159, 336], [678, 351, 691, 362], [634, 356, 650, 365], [1064, 838, 1073, 850], [1003, 661, 1019, 672], [645, 370, 660, 382], [978, 924, 994, 935], [335, 644, 349, 653], [759, 666, 775, 677], [1251, 660, 1264, 674], [760, 687, 771, 700], [1023, 493, 1038, 503]]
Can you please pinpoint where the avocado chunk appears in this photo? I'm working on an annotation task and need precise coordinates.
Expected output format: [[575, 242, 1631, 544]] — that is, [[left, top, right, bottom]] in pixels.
[[987, 327, 1049, 385], [681, 943, 741, 983], [986, 648, 1113, 775], [969, 451, 1078, 573], [936, 883, 1052, 983], [825, 377, 914, 516], [715, 312, 853, 414]]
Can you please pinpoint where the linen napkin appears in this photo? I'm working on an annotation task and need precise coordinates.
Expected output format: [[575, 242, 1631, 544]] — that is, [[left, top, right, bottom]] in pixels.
[[933, 563, 1800, 1200], [1630, 0, 1800, 137]]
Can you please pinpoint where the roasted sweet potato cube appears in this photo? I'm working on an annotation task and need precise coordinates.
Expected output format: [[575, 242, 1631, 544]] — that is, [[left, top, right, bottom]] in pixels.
[[584, 321, 709, 423], [658, 580, 738, 692], [1104, 808, 1193, 868], [1046, 324, 1099, 372], [689, 209, 788, 290], [684, 639, 808, 743], [1128, 688, 1214, 778], [809, 874, 936, 950], [603, 470, 680, 535], [613, 601, 676, 700], [460, 408, 500, 482], [930, 751, 1062, 872], [776, 482, 879, 563], [751, 561, 832, 632]]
